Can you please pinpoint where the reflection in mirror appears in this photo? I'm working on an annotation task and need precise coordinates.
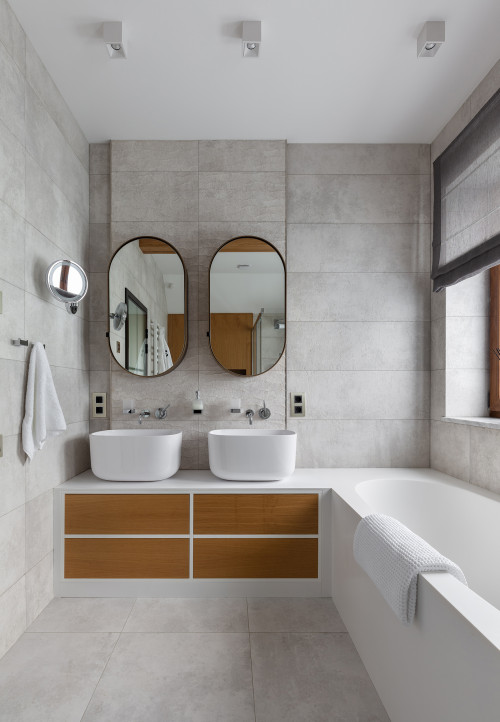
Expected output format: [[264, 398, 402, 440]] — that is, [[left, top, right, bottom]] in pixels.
[[46, 259, 88, 314], [108, 237, 187, 376], [209, 237, 285, 376]]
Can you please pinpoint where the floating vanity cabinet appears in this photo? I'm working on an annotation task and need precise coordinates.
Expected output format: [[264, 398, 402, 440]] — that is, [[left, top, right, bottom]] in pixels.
[[55, 478, 329, 597], [63, 494, 190, 579], [193, 493, 319, 579]]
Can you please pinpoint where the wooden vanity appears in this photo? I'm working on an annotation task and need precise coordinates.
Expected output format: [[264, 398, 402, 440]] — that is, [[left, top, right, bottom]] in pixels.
[[55, 470, 332, 597]]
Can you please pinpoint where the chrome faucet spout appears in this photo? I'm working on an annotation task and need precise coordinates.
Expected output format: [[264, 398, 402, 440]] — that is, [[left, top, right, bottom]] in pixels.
[[245, 409, 254, 426], [138, 409, 150, 425]]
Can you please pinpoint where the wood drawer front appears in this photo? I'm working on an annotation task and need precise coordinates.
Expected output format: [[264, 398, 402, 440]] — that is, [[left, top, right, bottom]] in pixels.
[[193, 538, 318, 578], [193, 494, 318, 535], [65, 494, 189, 534], [65, 538, 189, 578]]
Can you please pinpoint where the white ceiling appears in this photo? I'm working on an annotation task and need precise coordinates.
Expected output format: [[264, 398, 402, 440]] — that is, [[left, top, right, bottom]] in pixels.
[[8, 0, 500, 143]]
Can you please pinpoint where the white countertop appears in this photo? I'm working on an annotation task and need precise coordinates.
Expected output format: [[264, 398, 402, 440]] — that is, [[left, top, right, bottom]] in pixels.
[[58, 467, 449, 492]]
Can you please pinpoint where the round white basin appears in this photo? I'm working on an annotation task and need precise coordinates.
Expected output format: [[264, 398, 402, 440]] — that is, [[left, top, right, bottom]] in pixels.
[[90, 429, 182, 481]]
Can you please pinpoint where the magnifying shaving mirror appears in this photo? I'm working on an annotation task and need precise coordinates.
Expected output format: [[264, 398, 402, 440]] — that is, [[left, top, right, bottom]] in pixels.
[[46, 259, 88, 315]]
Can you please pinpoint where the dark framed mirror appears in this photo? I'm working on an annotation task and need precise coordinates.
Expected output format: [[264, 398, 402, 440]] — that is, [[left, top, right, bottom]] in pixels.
[[209, 236, 286, 376], [108, 237, 188, 376]]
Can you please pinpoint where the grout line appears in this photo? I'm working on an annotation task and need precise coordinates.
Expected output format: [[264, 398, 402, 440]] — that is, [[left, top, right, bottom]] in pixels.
[[120, 597, 137, 633], [247, 598, 257, 722], [78, 629, 121, 722]]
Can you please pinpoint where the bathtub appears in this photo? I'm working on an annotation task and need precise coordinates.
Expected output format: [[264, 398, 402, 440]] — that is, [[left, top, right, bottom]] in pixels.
[[331, 470, 500, 722]]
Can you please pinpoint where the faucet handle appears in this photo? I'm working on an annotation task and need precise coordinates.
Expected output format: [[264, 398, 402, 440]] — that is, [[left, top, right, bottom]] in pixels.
[[155, 406, 170, 419], [258, 400, 271, 420]]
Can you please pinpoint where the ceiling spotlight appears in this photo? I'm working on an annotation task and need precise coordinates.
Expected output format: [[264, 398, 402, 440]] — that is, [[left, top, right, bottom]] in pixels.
[[242, 21, 261, 58], [417, 21, 445, 58], [103, 22, 126, 59]]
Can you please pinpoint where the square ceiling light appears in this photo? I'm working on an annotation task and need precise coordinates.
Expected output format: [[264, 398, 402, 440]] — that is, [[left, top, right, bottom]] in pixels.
[[103, 21, 126, 59], [242, 21, 261, 58], [417, 21, 445, 57]]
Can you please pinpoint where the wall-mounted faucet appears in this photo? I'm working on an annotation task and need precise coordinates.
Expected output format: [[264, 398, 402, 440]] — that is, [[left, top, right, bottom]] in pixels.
[[155, 406, 170, 419], [245, 409, 254, 426], [138, 409, 150, 425]]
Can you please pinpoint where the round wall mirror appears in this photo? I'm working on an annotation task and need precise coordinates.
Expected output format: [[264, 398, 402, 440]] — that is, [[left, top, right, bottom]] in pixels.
[[209, 236, 286, 376], [46, 259, 88, 314], [108, 237, 188, 376]]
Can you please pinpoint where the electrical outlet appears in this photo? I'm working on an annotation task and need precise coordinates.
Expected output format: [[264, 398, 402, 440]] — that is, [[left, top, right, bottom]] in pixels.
[[0, 434, 3, 458], [92, 392, 107, 418], [290, 392, 305, 417]]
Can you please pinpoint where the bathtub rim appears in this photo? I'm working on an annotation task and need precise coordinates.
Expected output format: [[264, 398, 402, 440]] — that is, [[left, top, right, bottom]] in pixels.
[[331, 471, 500, 653]]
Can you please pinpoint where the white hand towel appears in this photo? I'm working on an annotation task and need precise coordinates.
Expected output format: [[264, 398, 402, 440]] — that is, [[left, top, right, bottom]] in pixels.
[[353, 513, 467, 625], [22, 342, 66, 460], [158, 327, 173, 373]]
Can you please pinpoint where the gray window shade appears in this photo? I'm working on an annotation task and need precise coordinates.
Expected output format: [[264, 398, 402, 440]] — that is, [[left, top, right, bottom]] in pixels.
[[432, 87, 500, 292]]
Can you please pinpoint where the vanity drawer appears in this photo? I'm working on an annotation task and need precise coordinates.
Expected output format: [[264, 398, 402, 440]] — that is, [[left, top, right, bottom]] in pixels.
[[193, 538, 318, 578], [64, 538, 189, 578], [65, 494, 190, 534], [193, 493, 318, 535]]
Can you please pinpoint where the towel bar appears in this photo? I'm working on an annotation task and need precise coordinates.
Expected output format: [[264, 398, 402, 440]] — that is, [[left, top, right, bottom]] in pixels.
[[12, 338, 45, 348]]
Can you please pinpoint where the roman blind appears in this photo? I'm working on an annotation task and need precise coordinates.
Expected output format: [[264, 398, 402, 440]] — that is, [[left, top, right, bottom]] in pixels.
[[432, 87, 500, 292]]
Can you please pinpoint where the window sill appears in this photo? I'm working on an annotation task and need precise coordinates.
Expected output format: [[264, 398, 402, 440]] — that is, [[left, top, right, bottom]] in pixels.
[[442, 416, 500, 430]]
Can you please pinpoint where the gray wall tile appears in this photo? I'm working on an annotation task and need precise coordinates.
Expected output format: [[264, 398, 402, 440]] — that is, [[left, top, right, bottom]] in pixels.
[[25, 491, 53, 570], [0, 435, 25, 518], [111, 171, 198, 222], [0, 0, 25, 73], [199, 172, 286, 222], [0, 578, 26, 660], [199, 140, 285, 172], [25, 553, 53, 627], [0, 118, 25, 216], [0, 506, 25, 597], [0, 40, 24, 143], [287, 223, 430, 273], [90, 143, 110, 175], [287, 143, 429, 175], [470, 425, 500, 494], [0, 200, 24, 289], [112, 140, 198, 172], [430, 420, 470, 482], [25, 39, 88, 170], [287, 273, 430, 322], [287, 174, 430, 224], [90, 174, 110, 223]]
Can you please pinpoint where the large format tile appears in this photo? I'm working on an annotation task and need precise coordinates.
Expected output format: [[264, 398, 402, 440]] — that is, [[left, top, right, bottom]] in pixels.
[[0, 199, 25, 290], [470, 425, 500, 494], [25, 552, 53, 626], [111, 171, 198, 222], [430, 420, 470, 482], [0, 359, 26, 437], [0, 40, 24, 143], [82, 633, 255, 722], [89, 174, 110, 223], [28, 597, 135, 633], [287, 143, 429, 175], [248, 598, 346, 633], [0, 0, 26, 72], [25, 490, 52, 570], [0, 577, 26, 660], [251, 632, 390, 722], [0, 434, 25, 517], [0, 506, 25, 597], [124, 597, 248, 633], [287, 321, 430, 371], [199, 172, 286, 222], [25, 84, 89, 218], [289, 419, 430, 467], [90, 142, 110, 175], [0, 278, 25, 361], [288, 370, 429, 420], [287, 222, 430, 273], [287, 174, 430, 224], [26, 39, 88, 170], [0, 632, 118, 722], [199, 140, 285, 172], [111, 140, 198, 172], [0, 118, 25, 216], [288, 273, 430, 322]]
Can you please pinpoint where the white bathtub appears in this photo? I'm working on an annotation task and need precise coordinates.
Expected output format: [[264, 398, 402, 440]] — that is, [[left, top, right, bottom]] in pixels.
[[331, 470, 500, 722]]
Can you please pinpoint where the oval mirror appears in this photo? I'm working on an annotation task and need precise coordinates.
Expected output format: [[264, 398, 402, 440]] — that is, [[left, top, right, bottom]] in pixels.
[[108, 237, 188, 376], [209, 236, 286, 376], [46, 259, 88, 314]]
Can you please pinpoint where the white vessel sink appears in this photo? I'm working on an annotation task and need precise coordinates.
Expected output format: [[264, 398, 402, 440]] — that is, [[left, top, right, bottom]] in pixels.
[[208, 429, 297, 481], [90, 429, 182, 481]]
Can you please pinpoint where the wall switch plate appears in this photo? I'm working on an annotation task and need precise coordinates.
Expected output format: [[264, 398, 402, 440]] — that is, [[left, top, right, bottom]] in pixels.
[[91, 392, 107, 418], [0, 434, 3, 457], [290, 392, 305, 417]]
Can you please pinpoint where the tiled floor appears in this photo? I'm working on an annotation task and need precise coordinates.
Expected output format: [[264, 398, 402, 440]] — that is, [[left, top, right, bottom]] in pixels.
[[0, 597, 390, 722]]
